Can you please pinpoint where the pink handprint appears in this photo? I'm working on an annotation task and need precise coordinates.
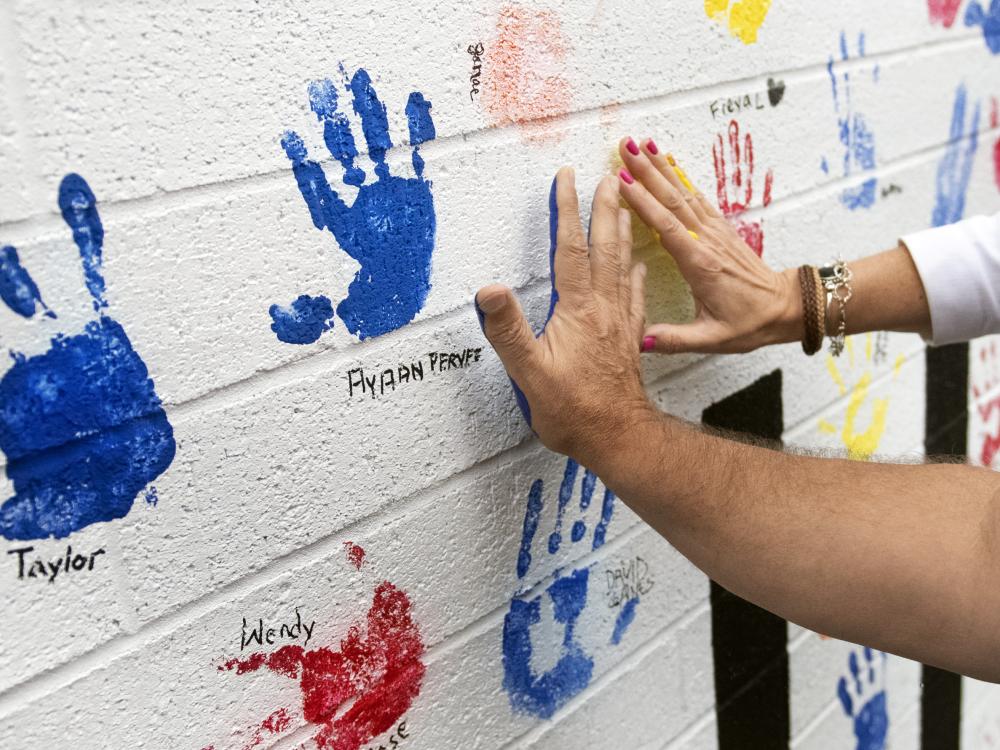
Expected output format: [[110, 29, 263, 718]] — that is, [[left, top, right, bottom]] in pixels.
[[713, 120, 774, 257]]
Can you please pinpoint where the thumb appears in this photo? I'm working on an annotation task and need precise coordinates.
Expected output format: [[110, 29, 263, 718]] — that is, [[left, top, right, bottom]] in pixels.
[[642, 321, 727, 354], [475, 285, 541, 382]]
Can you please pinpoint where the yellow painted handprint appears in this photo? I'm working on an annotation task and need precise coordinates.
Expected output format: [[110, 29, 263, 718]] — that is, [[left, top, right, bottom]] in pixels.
[[704, 0, 772, 45], [818, 334, 903, 461]]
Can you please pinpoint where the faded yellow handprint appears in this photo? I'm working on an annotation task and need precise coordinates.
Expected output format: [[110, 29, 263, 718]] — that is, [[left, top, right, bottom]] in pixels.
[[818, 334, 903, 461], [704, 0, 772, 45]]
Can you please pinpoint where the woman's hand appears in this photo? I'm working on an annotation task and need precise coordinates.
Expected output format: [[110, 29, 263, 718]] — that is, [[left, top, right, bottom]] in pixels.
[[617, 136, 803, 354], [475, 167, 655, 465]]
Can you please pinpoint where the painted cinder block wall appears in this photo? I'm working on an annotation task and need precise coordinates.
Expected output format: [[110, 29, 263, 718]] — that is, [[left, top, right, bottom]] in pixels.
[[2, 1, 1000, 747]]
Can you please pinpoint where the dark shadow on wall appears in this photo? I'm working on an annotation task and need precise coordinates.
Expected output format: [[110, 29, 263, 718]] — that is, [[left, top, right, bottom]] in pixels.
[[921, 342, 969, 750], [702, 370, 790, 749]]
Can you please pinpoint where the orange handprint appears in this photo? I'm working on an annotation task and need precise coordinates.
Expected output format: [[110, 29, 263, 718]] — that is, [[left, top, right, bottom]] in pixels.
[[713, 120, 774, 257]]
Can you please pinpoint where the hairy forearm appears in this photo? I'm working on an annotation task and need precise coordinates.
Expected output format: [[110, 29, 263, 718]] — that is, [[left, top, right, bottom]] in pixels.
[[589, 408, 1000, 680], [779, 244, 932, 342]]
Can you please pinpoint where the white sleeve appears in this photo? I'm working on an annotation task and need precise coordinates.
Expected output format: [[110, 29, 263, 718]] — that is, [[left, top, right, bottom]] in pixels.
[[900, 212, 1000, 346]]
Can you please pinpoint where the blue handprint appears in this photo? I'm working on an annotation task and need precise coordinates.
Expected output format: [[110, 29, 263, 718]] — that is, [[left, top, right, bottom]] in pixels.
[[933, 83, 981, 228], [272, 68, 437, 343], [837, 647, 889, 750], [966, 1, 1000, 54], [0, 175, 175, 540], [502, 458, 634, 719], [822, 32, 879, 211]]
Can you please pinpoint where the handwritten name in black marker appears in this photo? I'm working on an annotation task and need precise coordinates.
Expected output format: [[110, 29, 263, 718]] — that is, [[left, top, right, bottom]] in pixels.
[[347, 347, 483, 400], [710, 91, 767, 120], [366, 720, 409, 750], [9, 544, 105, 583], [241, 607, 316, 651], [467, 43, 484, 101], [881, 183, 903, 198], [605, 555, 654, 608]]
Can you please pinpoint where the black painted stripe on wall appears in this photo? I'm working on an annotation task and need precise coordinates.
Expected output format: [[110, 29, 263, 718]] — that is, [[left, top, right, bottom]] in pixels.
[[702, 370, 790, 750], [921, 342, 969, 750]]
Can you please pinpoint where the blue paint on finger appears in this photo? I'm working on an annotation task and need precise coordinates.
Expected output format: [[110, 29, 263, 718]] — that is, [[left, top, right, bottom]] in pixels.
[[517, 479, 544, 579], [0, 245, 54, 319], [268, 294, 335, 344], [0, 174, 175, 540], [548, 459, 580, 554], [610, 597, 639, 645], [308, 78, 365, 187], [932, 83, 980, 228], [546, 176, 560, 324]]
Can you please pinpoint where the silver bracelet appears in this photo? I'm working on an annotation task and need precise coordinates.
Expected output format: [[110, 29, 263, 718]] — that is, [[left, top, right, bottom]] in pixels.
[[818, 260, 853, 356]]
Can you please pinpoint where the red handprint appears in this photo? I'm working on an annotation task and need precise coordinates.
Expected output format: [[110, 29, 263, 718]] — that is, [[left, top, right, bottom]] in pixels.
[[713, 120, 774, 257], [973, 340, 1000, 468], [216, 561, 424, 750]]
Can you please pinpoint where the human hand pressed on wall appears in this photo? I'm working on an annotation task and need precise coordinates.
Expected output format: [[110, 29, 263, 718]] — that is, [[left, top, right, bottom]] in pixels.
[[475, 168, 652, 463], [617, 136, 802, 354]]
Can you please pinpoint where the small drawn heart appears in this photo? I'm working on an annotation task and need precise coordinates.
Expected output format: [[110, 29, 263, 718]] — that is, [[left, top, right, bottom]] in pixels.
[[767, 77, 785, 107]]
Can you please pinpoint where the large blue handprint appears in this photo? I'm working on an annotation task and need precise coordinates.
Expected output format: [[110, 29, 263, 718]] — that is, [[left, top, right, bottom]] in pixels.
[[0, 175, 175, 540], [821, 32, 879, 211], [838, 648, 889, 750], [966, 1, 1000, 54], [272, 68, 437, 343], [932, 83, 981, 229], [502, 458, 635, 719]]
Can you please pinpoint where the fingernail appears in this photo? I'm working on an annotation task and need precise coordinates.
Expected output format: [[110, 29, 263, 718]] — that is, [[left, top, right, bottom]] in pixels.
[[642, 336, 656, 353], [646, 139, 659, 155], [619, 168, 635, 185], [626, 137, 640, 156], [688, 230, 699, 240], [478, 292, 507, 314]]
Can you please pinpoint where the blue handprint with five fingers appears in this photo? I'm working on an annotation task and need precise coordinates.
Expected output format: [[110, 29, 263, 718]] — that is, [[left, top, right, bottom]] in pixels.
[[502, 458, 635, 719], [272, 67, 437, 343], [0, 175, 175, 540], [933, 83, 981, 229], [966, 1, 1000, 54], [838, 647, 889, 750], [822, 32, 879, 211]]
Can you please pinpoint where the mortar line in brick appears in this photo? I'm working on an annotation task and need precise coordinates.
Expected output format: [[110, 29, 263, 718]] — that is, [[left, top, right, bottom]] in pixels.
[[658, 708, 718, 750], [502, 599, 713, 750], [0, 31, 987, 237]]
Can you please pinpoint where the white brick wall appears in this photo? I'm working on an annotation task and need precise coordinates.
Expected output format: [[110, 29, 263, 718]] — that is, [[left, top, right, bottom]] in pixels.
[[1, 1, 999, 748]]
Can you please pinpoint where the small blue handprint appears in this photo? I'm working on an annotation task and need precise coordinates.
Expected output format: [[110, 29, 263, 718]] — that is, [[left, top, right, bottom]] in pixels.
[[273, 67, 437, 343], [932, 83, 981, 229], [837, 647, 889, 750], [502, 458, 635, 719], [0, 175, 175, 540], [966, 1, 1000, 54], [822, 32, 879, 211]]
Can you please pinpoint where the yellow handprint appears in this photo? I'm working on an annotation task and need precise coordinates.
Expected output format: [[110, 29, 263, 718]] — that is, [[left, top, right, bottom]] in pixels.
[[705, 0, 772, 45], [818, 334, 904, 461]]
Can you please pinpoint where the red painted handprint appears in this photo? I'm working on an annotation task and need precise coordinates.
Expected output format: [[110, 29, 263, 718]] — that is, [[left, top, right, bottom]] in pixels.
[[713, 120, 774, 257], [973, 339, 1000, 468], [928, 0, 963, 27], [992, 97, 1000, 193], [214, 550, 424, 750]]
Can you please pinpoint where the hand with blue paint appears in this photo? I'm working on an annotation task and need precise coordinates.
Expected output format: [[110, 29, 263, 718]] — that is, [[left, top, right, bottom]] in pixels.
[[274, 68, 437, 343], [966, 0, 1000, 54], [933, 83, 981, 229], [475, 168, 650, 458], [822, 31, 880, 211], [0, 175, 175, 540], [838, 648, 889, 750], [502, 458, 632, 719]]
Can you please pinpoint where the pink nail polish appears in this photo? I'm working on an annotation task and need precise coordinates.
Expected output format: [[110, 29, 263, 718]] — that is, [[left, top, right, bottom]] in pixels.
[[626, 137, 640, 156], [619, 168, 635, 185], [642, 335, 656, 352], [646, 138, 659, 155]]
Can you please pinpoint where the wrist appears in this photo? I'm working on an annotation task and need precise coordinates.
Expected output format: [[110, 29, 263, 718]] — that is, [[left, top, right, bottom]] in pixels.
[[577, 400, 669, 482], [768, 267, 806, 346]]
